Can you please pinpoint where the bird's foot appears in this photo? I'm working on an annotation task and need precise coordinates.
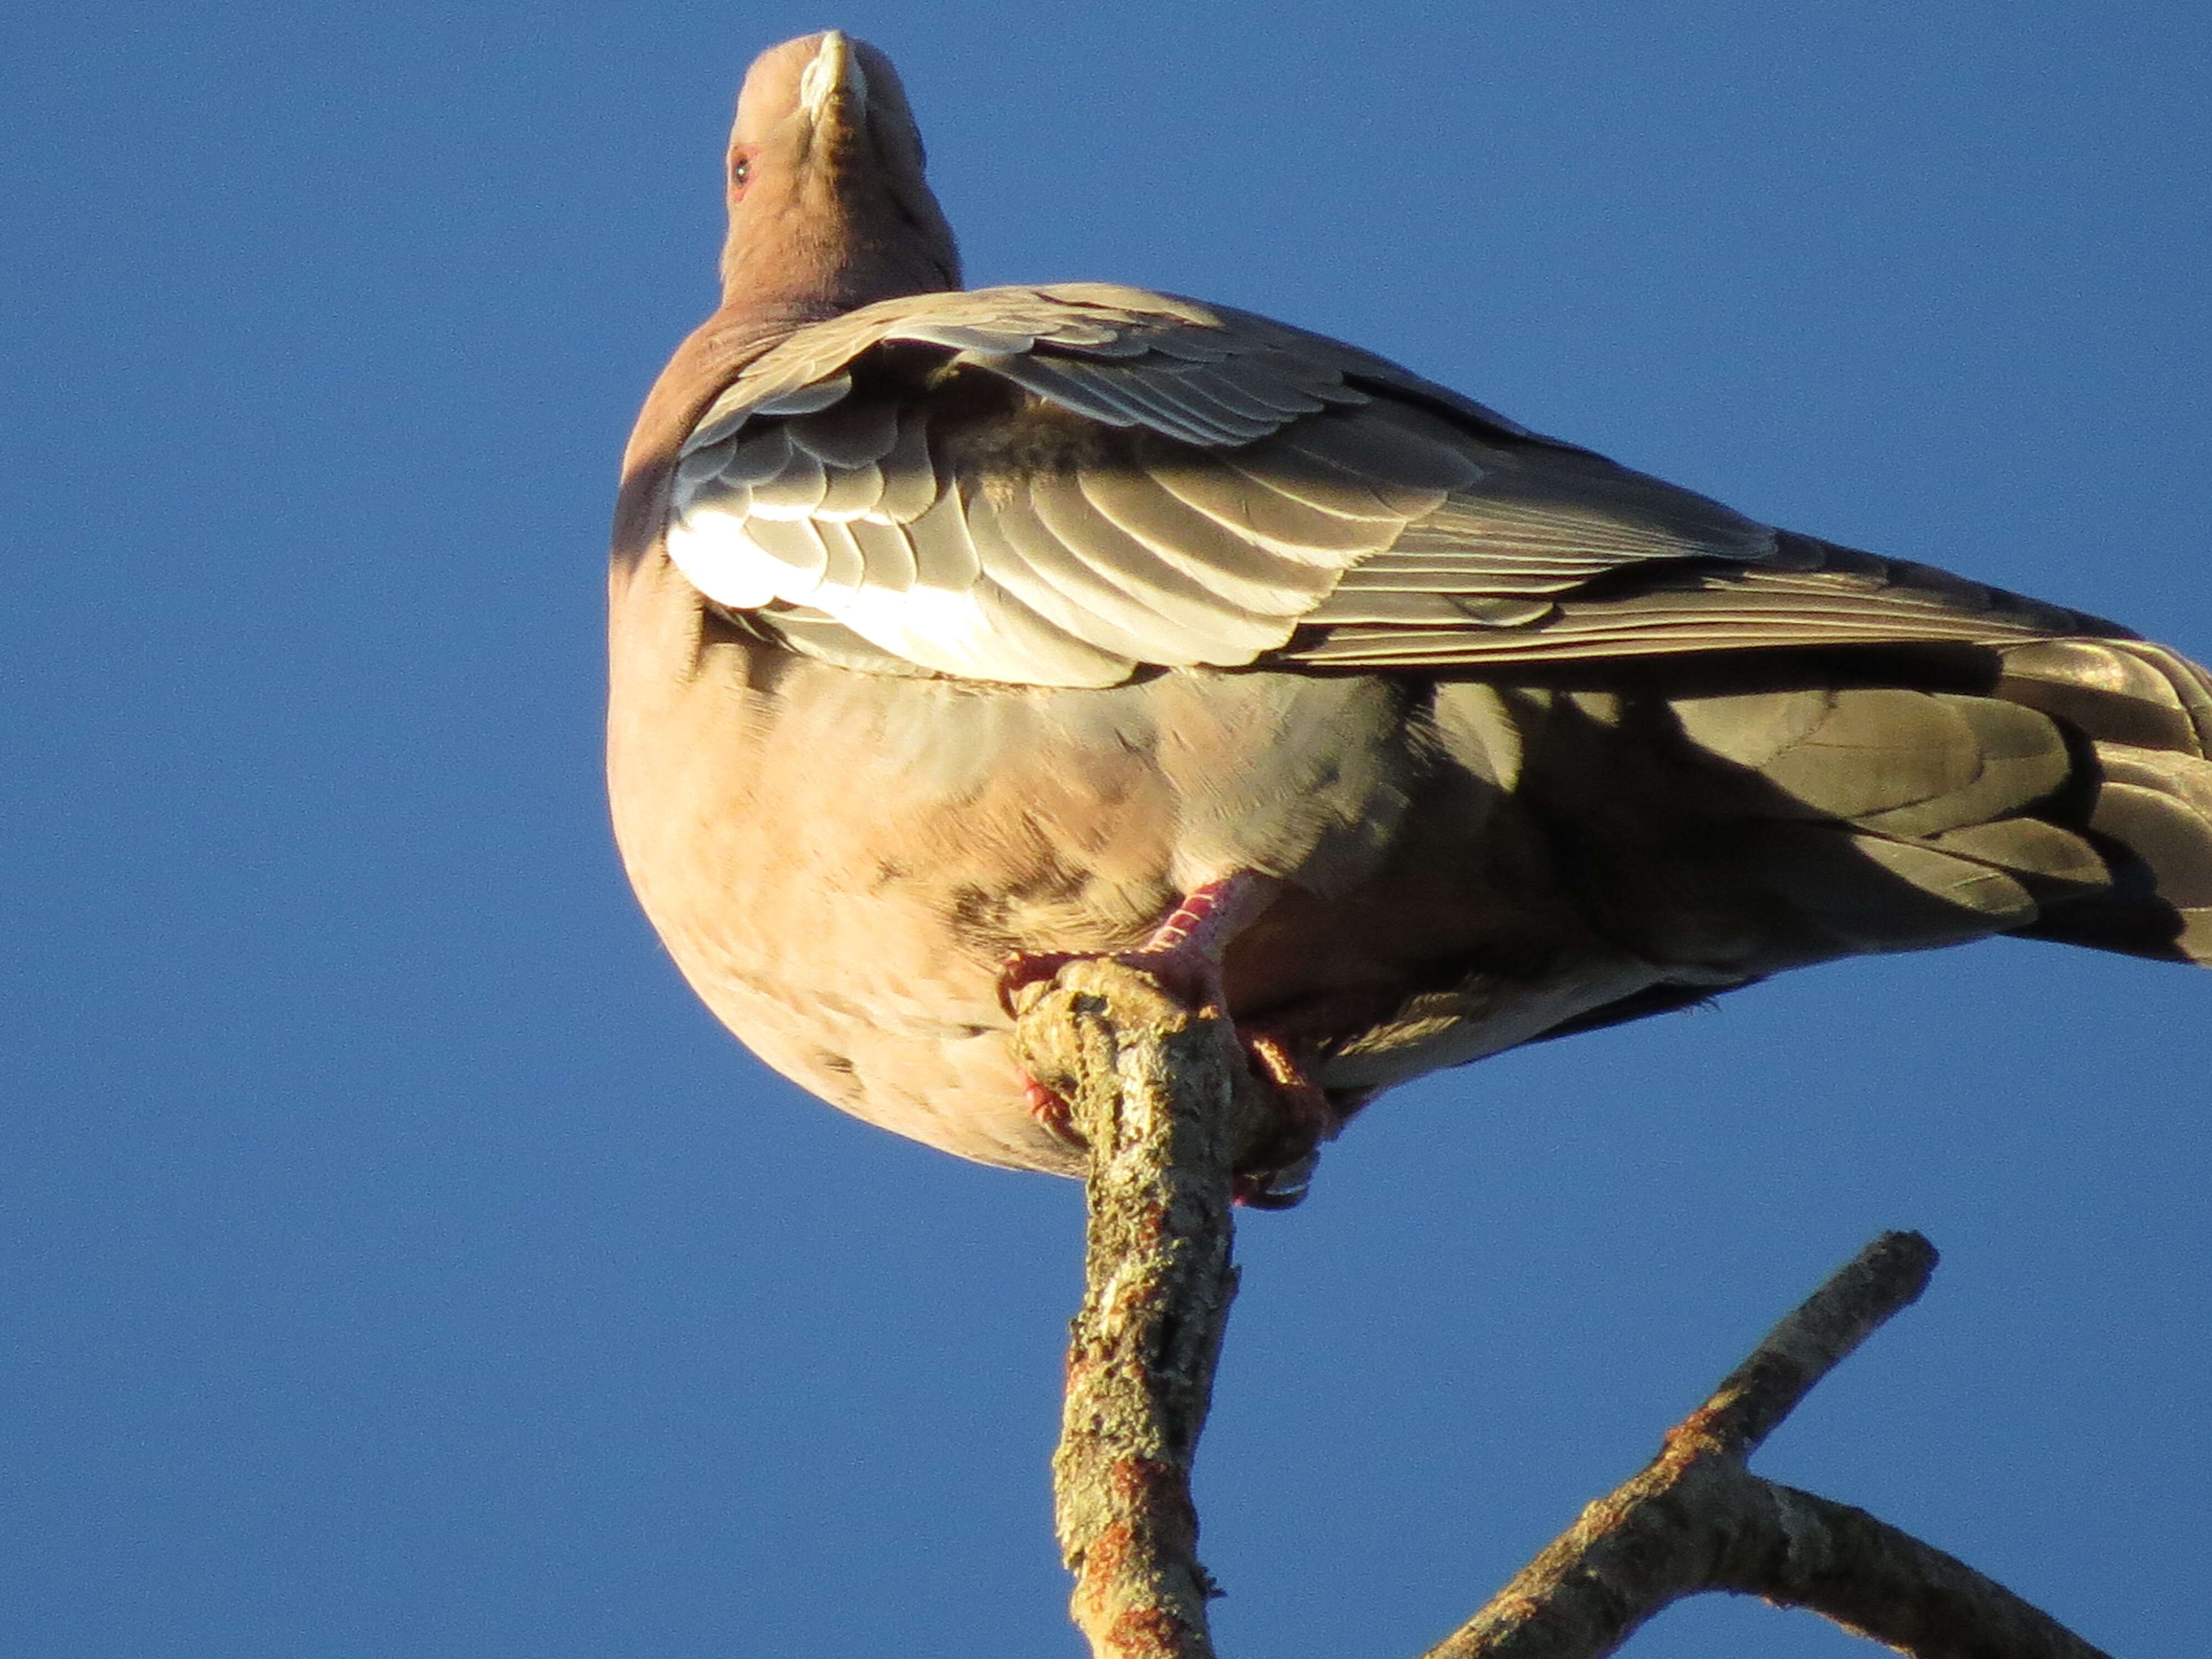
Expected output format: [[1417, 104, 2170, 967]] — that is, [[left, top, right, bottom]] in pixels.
[[997, 941, 1223, 1018], [999, 872, 1322, 1199], [995, 873, 1282, 1018], [1022, 1072, 1083, 1148], [1001, 940, 1225, 1160], [1016, 1032, 1338, 1210]]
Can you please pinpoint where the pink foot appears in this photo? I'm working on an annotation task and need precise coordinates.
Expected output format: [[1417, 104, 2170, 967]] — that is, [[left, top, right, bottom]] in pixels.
[[998, 943, 1219, 1015], [997, 873, 1340, 1207], [1022, 1072, 1082, 1148], [995, 874, 1280, 1016]]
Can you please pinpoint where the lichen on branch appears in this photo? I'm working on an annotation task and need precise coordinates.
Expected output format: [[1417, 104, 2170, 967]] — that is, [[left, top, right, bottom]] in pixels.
[[1014, 966, 2113, 1659]]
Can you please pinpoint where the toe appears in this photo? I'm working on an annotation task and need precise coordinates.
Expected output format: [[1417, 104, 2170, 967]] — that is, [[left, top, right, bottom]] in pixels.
[[998, 950, 1081, 1016], [1021, 1073, 1084, 1147]]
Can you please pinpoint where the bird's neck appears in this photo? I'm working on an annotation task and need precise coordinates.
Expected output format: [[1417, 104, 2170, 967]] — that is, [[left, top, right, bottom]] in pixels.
[[718, 205, 961, 320]]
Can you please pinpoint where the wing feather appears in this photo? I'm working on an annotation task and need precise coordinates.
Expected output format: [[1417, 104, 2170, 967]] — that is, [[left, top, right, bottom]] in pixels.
[[1026, 472, 1297, 655], [984, 488, 1227, 664], [1041, 359, 1257, 446], [873, 410, 941, 523], [660, 282, 2120, 686], [844, 515, 919, 593], [964, 497, 1159, 667], [1073, 465, 1340, 614], [746, 446, 828, 517], [812, 461, 885, 520], [903, 487, 983, 591], [784, 397, 902, 469]]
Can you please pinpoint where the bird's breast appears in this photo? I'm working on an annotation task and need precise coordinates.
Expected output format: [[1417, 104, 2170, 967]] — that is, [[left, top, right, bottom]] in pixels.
[[606, 552, 1661, 1171]]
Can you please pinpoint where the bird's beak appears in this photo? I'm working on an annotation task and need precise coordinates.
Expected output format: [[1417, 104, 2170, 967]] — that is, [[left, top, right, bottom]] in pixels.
[[798, 30, 868, 127]]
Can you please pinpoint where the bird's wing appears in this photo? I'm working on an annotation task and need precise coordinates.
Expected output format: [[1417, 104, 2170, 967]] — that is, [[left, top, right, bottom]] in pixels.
[[664, 283, 2116, 687]]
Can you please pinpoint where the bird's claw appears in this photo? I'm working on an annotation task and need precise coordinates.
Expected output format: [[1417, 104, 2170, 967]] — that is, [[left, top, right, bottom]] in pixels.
[[998, 943, 1224, 1018], [1230, 1031, 1337, 1208], [1021, 1073, 1083, 1149], [1233, 1150, 1319, 1209], [1019, 1020, 1335, 1208]]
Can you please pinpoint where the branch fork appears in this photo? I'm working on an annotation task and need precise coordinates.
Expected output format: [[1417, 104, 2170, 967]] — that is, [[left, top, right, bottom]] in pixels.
[[1011, 958, 2114, 1659]]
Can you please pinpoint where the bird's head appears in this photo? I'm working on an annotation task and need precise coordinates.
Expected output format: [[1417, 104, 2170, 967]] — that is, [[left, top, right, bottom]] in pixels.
[[718, 31, 963, 319]]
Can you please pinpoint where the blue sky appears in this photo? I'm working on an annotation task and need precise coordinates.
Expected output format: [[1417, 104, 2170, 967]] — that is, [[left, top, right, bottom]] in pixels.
[[4, 3, 2207, 1655]]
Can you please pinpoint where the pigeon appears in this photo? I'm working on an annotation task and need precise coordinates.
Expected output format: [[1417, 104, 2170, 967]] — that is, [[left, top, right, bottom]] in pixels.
[[609, 30, 2212, 1203]]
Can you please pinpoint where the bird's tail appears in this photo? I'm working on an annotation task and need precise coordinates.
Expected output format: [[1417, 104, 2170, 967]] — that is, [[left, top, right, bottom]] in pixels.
[[1643, 635, 2212, 974], [1995, 639, 2212, 965]]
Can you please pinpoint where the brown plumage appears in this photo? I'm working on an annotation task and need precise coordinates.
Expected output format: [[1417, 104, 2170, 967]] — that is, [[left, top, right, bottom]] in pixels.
[[609, 31, 2212, 1193]]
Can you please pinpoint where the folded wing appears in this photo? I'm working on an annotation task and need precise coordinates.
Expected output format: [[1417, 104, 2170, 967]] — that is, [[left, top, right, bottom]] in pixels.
[[664, 283, 2121, 688]]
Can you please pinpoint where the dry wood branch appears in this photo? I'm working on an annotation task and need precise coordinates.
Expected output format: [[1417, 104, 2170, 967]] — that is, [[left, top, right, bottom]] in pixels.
[[1420, 1232, 2112, 1659], [1011, 958, 1265, 1659], [1015, 972, 2114, 1659]]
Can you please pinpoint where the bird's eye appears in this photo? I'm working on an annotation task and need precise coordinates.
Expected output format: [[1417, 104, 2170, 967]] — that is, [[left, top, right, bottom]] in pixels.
[[730, 154, 752, 192]]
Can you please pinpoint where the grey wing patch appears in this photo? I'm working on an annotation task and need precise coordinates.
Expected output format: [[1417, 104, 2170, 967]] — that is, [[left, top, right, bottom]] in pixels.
[[686, 372, 855, 453], [963, 353, 1274, 446], [934, 400, 1501, 672], [1193, 296, 1548, 442], [665, 283, 2114, 687], [665, 299, 1502, 684], [671, 383, 1136, 686], [1291, 439, 1782, 644], [1283, 534, 2112, 668], [950, 343, 1363, 449]]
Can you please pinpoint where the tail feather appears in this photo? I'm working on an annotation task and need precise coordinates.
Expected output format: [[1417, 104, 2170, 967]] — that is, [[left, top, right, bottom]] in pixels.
[[1997, 640, 2212, 966], [1997, 638, 2212, 755], [1652, 637, 2212, 971]]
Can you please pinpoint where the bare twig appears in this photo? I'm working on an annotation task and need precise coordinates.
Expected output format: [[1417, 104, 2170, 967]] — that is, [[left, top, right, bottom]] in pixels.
[[1420, 1233, 2113, 1659], [1678, 1229, 1937, 1458]]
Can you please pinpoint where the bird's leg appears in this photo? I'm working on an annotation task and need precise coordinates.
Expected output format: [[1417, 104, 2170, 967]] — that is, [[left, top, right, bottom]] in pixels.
[[1002, 874, 1343, 1206], [998, 873, 1284, 1018]]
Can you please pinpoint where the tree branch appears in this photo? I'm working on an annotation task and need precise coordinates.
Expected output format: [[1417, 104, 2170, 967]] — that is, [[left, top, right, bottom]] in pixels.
[[1419, 1231, 2110, 1659], [1011, 958, 1261, 1659], [1014, 964, 2116, 1659]]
